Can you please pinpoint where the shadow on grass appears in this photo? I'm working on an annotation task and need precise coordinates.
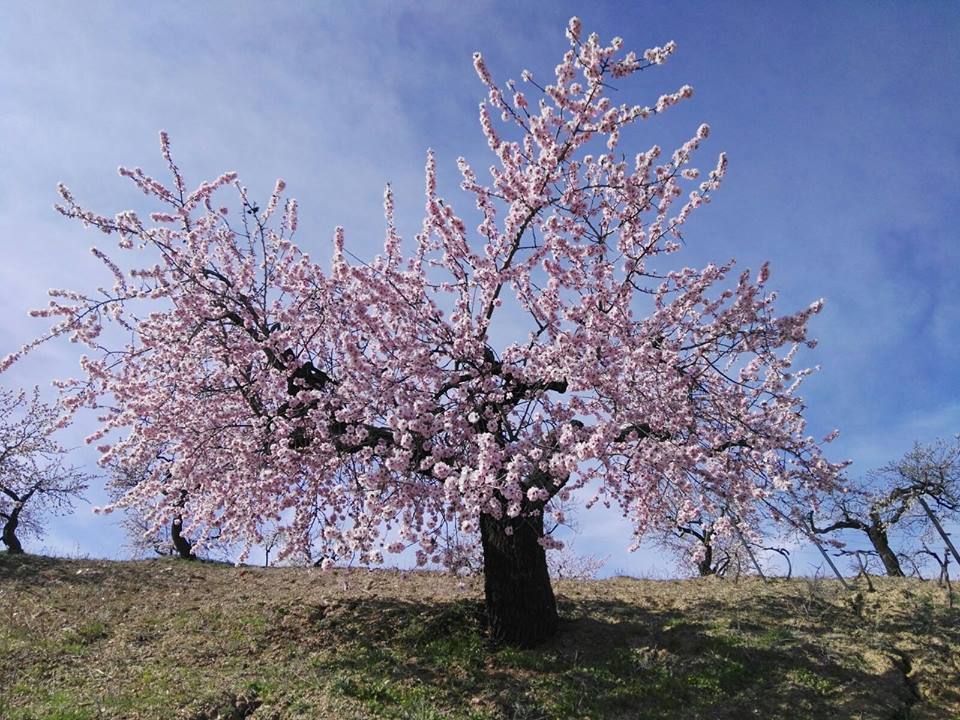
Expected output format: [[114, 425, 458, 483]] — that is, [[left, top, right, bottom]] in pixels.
[[308, 594, 918, 720], [4, 555, 951, 719]]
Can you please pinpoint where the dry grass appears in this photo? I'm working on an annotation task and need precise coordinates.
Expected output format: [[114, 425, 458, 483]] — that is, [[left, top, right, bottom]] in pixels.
[[0, 554, 957, 719]]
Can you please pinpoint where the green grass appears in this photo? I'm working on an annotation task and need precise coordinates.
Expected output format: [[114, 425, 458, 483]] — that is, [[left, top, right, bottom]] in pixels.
[[0, 554, 957, 719]]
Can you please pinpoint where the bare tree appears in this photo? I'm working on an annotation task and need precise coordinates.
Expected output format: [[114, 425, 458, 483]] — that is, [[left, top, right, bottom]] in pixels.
[[262, 524, 286, 567], [656, 502, 790, 579], [882, 438, 960, 566], [652, 499, 733, 577], [0, 388, 90, 554], [809, 492, 910, 576], [674, 515, 738, 577], [811, 437, 960, 577]]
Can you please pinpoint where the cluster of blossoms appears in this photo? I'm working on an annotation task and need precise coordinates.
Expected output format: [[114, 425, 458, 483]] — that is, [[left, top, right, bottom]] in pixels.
[[4, 18, 844, 565]]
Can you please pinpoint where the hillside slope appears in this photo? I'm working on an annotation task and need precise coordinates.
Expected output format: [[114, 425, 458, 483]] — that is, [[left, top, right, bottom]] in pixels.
[[0, 555, 957, 719]]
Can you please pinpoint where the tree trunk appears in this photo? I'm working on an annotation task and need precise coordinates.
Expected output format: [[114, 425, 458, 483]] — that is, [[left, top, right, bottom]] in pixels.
[[2, 510, 24, 554], [866, 521, 903, 577], [697, 542, 714, 577], [480, 511, 558, 646], [171, 516, 196, 560]]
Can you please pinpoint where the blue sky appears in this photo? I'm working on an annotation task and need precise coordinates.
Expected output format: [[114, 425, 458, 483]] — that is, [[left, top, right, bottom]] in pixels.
[[0, 1, 957, 575]]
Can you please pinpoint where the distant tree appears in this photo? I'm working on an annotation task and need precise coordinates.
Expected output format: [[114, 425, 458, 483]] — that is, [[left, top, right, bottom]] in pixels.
[[658, 502, 742, 577], [914, 544, 953, 603], [541, 496, 608, 580], [107, 455, 195, 559], [0, 388, 89, 554], [677, 520, 729, 577], [107, 453, 235, 560], [4, 18, 843, 644], [809, 486, 911, 577], [811, 437, 960, 577], [547, 543, 608, 581], [262, 523, 286, 567], [653, 498, 794, 579], [878, 438, 960, 568]]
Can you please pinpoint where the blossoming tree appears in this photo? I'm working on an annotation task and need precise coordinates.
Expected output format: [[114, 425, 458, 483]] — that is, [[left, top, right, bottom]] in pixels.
[[0, 388, 89, 554], [4, 19, 844, 644]]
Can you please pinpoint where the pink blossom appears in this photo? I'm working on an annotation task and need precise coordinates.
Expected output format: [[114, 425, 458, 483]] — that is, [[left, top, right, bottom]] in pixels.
[[2, 16, 844, 574]]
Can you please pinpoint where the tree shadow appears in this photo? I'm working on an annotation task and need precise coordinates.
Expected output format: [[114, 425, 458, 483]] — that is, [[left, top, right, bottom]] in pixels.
[[307, 594, 921, 719], [671, 582, 960, 716], [3, 556, 953, 718]]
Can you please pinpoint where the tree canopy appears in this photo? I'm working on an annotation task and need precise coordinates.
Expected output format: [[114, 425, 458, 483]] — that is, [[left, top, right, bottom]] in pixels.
[[2, 18, 845, 643]]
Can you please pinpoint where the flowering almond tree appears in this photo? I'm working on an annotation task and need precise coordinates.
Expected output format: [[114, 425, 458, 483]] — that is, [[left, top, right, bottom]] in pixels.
[[3, 19, 844, 645], [0, 388, 89, 554]]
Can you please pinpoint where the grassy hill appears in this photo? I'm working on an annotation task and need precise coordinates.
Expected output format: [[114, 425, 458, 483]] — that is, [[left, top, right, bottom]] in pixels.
[[0, 554, 957, 719]]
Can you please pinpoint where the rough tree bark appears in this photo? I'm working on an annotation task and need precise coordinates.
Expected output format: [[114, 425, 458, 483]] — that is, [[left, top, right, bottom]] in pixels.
[[865, 515, 904, 577], [1, 508, 24, 554], [480, 511, 559, 647]]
